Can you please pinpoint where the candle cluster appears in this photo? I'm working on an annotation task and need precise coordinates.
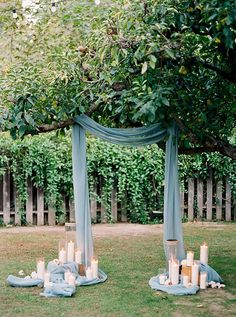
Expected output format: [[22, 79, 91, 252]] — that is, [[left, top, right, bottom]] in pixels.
[[58, 240, 99, 279], [159, 242, 209, 289], [181, 243, 208, 289]]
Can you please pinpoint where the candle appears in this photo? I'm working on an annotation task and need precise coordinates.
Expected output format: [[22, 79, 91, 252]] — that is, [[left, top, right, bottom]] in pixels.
[[200, 272, 207, 289], [68, 274, 76, 286], [182, 275, 189, 287], [86, 267, 93, 280], [64, 270, 71, 283], [59, 248, 67, 264], [191, 262, 199, 286], [67, 241, 75, 262], [171, 261, 179, 285], [44, 271, 51, 287], [168, 260, 172, 280], [159, 274, 166, 285], [75, 249, 82, 264], [186, 251, 194, 266], [91, 258, 98, 279], [37, 259, 45, 280], [200, 243, 208, 265]]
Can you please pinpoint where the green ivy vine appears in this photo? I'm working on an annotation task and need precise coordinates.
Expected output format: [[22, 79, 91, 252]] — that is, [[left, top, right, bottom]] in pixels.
[[0, 132, 235, 224]]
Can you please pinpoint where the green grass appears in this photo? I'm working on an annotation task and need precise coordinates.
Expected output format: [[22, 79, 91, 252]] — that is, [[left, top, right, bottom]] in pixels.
[[0, 224, 236, 317]]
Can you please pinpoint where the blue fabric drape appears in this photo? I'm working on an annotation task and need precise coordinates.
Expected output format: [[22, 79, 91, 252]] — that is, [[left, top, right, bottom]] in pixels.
[[72, 115, 185, 268]]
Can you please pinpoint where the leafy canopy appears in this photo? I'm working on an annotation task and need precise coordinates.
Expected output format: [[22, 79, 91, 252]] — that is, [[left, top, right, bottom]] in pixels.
[[0, 0, 235, 156]]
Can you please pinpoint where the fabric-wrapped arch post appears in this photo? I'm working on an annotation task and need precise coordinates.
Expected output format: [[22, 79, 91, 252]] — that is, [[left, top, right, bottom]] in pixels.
[[72, 115, 185, 284]]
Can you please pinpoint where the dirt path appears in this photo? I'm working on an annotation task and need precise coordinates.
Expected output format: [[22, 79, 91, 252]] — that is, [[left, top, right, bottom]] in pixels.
[[0, 222, 229, 236]]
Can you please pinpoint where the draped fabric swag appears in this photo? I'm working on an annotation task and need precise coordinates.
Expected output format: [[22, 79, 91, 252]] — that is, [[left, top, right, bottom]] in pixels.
[[72, 115, 185, 268]]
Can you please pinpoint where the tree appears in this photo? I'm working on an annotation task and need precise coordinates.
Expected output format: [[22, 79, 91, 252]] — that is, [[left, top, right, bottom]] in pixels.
[[0, 0, 235, 158]]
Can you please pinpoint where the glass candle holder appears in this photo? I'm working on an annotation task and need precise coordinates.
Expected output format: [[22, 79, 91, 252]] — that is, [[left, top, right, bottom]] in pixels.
[[166, 239, 179, 261]]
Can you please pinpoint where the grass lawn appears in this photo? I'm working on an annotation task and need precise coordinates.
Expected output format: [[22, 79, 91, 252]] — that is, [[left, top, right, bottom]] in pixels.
[[0, 223, 236, 317]]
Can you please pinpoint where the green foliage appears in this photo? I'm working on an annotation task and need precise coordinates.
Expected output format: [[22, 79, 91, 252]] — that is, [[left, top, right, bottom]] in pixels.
[[0, 133, 235, 223], [0, 0, 235, 157]]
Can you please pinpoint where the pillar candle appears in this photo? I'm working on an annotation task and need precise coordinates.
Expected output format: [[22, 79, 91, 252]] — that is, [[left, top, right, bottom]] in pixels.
[[75, 249, 82, 264], [64, 270, 71, 283], [86, 267, 93, 280], [200, 272, 207, 289], [68, 274, 76, 286], [44, 271, 51, 287], [159, 274, 166, 285], [182, 275, 189, 287], [91, 258, 98, 279], [200, 243, 208, 265], [191, 262, 199, 286], [37, 259, 45, 280], [171, 261, 179, 285], [168, 260, 172, 280], [186, 251, 194, 266], [67, 241, 75, 262], [59, 248, 67, 264]]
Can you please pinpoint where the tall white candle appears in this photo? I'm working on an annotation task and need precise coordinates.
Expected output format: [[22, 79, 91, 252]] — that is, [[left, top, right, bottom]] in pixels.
[[67, 241, 75, 262], [182, 275, 189, 287], [37, 259, 45, 280], [64, 270, 71, 283], [200, 271, 207, 289], [186, 251, 194, 266], [75, 249, 82, 264], [44, 271, 50, 287], [91, 258, 98, 279], [171, 261, 179, 285], [59, 248, 67, 264], [86, 267, 93, 280], [200, 243, 208, 265], [168, 260, 172, 280], [68, 274, 76, 286], [191, 262, 199, 286]]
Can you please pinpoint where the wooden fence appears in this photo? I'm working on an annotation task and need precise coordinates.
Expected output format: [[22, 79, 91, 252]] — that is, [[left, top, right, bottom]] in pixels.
[[0, 171, 235, 225]]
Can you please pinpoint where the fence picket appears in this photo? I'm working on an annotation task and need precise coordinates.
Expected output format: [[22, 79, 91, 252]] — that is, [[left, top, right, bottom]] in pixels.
[[226, 178, 231, 221], [188, 179, 194, 221], [207, 171, 213, 221], [197, 179, 203, 218], [37, 188, 44, 226], [216, 180, 222, 221], [3, 172, 10, 224]]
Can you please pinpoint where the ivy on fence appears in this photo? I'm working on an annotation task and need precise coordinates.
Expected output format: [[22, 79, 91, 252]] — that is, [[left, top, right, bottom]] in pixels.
[[0, 132, 235, 223]]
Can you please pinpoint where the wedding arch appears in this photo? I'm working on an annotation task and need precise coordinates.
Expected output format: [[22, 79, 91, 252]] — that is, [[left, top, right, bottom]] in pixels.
[[72, 115, 185, 274]]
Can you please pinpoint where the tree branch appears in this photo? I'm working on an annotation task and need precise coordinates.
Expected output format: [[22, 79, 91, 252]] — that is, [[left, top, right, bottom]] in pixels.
[[174, 116, 236, 160], [191, 57, 236, 84], [37, 102, 102, 133]]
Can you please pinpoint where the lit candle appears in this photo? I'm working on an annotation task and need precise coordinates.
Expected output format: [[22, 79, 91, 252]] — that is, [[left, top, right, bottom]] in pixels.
[[200, 271, 207, 289], [67, 241, 75, 262], [171, 261, 179, 285], [159, 274, 166, 285], [64, 270, 71, 283], [182, 275, 189, 287], [59, 248, 67, 264], [91, 258, 98, 279], [75, 249, 82, 264], [44, 271, 50, 287], [191, 262, 199, 286], [86, 267, 93, 280], [200, 243, 208, 265], [186, 251, 194, 266], [68, 274, 76, 286], [37, 258, 45, 280]]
